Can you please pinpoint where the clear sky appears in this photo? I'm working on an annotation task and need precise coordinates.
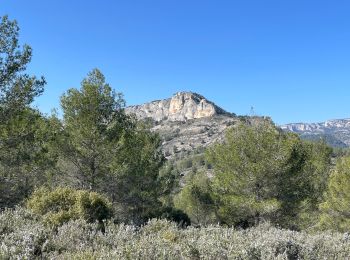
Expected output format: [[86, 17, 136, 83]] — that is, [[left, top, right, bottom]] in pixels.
[[1, 0, 349, 124]]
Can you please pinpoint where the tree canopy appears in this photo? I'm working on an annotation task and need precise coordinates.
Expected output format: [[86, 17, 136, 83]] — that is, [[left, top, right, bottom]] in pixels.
[[0, 15, 50, 208], [205, 121, 331, 229], [57, 69, 168, 224], [319, 156, 350, 232]]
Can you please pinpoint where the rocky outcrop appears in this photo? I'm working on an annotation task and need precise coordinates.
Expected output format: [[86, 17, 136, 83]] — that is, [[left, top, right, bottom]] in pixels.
[[126, 92, 231, 122], [125, 91, 238, 159]]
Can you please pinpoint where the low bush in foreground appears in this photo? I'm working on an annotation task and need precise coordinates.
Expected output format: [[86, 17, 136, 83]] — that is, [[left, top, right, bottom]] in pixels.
[[1, 208, 350, 259], [26, 187, 113, 227]]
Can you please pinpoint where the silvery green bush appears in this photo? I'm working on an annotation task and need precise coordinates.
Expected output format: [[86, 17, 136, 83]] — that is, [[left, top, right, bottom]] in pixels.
[[1, 208, 350, 259]]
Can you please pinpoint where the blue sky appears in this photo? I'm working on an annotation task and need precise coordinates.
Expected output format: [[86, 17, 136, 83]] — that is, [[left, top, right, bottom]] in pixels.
[[1, 0, 349, 124]]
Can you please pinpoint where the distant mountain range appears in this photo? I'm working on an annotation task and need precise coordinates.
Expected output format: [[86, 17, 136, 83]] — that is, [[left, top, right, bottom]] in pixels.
[[281, 119, 350, 148]]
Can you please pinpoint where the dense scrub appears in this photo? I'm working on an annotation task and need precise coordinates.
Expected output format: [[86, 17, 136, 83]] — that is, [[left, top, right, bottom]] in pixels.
[[1, 208, 349, 259]]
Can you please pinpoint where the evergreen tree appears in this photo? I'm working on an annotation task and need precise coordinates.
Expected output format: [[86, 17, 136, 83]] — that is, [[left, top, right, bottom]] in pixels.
[[0, 16, 50, 208], [59, 68, 127, 190], [174, 170, 216, 225], [206, 121, 331, 228], [296, 140, 332, 230], [319, 156, 350, 232], [0, 16, 45, 111], [59, 69, 167, 224]]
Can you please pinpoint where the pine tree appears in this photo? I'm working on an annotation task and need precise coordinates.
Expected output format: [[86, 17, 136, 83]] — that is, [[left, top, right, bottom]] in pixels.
[[319, 156, 350, 232], [206, 121, 331, 228], [59, 69, 167, 223], [59, 68, 127, 190], [0, 16, 50, 208]]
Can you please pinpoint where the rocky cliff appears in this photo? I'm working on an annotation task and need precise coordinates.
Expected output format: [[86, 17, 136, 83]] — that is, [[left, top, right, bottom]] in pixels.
[[126, 92, 239, 160], [126, 92, 231, 122]]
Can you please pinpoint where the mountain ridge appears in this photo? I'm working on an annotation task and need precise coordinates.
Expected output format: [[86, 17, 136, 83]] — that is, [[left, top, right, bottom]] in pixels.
[[281, 119, 350, 147]]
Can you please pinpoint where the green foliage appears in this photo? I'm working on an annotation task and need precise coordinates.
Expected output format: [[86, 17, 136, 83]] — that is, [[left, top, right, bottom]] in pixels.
[[0, 109, 59, 208], [206, 121, 332, 229], [26, 187, 112, 226], [108, 123, 166, 223], [174, 171, 217, 225], [75, 190, 112, 223], [55, 69, 169, 224], [296, 140, 332, 229], [159, 207, 191, 227], [0, 16, 54, 208], [58, 68, 127, 190], [319, 156, 350, 232], [0, 16, 45, 110]]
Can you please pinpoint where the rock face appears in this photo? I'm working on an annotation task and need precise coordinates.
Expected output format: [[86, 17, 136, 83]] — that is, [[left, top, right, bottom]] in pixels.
[[126, 92, 230, 122], [126, 92, 238, 159], [281, 119, 350, 147]]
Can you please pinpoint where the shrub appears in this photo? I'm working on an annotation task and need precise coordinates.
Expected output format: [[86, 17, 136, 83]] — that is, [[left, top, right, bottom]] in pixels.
[[26, 187, 112, 226], [75, 191, 112, 223], [1, 211, 350, 259], [0, 208, 49, 258], [159, 207, 191, 227]]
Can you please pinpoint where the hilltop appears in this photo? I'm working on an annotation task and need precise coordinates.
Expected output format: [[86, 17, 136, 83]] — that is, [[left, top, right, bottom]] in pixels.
[[125, 92, 242, 160]]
